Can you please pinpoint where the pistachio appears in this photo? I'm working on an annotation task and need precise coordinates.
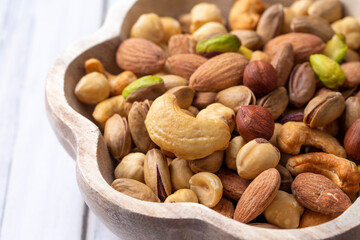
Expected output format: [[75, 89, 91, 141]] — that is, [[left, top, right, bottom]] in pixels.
[[215, 86, 256, 112], [238, 46, 253, 60], [161, 74, 189, 90], [164, 189, 199, 203], [291, 16, 335, 42], [225, 136, 247, 170], [308, 0, 342, 23], [342, 97, 360, 131], [111, 178, 159, 202], [107, 71, 137, 96], [230, 30, 262, 50], [166, 86, 195, 109], [304, 92, 345, 128], [323, 33, 347, 63], [310, 54, 346, 89], [75, 72, 110, 105], [271, 43, 294, 87], [188, 151, 224, 173], [289, 62, 317, 108], [144, 149, 172, 202], [114, 152, 145, 183], [196, 34, 241, 58], [104, 114, 132, 160], [128, 100, 155, 153], [280, 7, 294, 34], [236, 138, 280, 179], [256, 4, 284, 44], [169, 158, 194, 191], [122, 75, 165, 103], [257, 87, 289, 119]]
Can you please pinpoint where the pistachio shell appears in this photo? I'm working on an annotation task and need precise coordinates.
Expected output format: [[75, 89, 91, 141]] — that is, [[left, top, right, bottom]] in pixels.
[[122, 76, 165, 102], [122, 75, 163, 98], [310, 54, 346, 89], [196, 34, 241, 58]]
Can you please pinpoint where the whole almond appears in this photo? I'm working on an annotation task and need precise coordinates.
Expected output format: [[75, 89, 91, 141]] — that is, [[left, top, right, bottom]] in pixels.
[[116, 38, 166, 75], [216, 169, 250, 201], [291, 16, 335, 42], [168, 54, 207, 80], [190, 53, 249, 92], [256, 4, 284, 44], [292, 172, 351, 215], [234, 168, 280, 223], [168, 34, 197, 56], [211, 197, 235, 218], [264, 33, 325, 63]]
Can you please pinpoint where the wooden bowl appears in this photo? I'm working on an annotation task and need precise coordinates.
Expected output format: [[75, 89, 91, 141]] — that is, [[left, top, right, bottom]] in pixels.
[[45, 0, 360, 239]]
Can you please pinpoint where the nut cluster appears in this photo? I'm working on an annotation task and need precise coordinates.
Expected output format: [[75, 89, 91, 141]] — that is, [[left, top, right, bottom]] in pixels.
[[74, 0, 360, 230]]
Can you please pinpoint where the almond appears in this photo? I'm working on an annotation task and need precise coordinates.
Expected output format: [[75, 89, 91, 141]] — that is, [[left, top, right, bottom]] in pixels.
[[216, 169, 250, 201], [234, 168, 280, 223], [264, 33, 325, 63], [116, 38, 166, 75], [190, 53, 249, 92], [168, 54, 207, 80], [210, 197, 235, 218], [292, 172, 351, 215], [168, 34, 197, 56]]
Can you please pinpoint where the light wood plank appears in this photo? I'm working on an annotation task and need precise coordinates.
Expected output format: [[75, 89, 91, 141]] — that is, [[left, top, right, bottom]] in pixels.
[[0, 0, 104, 239]]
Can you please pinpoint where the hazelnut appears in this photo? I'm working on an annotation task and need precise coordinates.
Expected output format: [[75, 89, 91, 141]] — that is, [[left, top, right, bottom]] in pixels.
[[190, 3, 224, 33], [160, 17, 182, 43], [243, 60, 278, 95], [236, 105, 275, 141], [344, 119, 360, 163], [130, 13, 164, 43]]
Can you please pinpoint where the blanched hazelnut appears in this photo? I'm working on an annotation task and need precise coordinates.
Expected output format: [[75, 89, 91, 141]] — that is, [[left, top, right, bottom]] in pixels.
[[114, 153, 145, 183], [264, 191, 304, 229], [189, 172, 223, 207], [190, 3, 224, 33], [290, 0, 313, 18], [188, 151, 224, 173], [164, 189, 199, 203], [225, 136, 247, 170], [192, 22, 227, 41], [130, 13, 164, 43], [160, 17, 182, 43], [236, 138, 280, 179], [169, 158, 194, 191]]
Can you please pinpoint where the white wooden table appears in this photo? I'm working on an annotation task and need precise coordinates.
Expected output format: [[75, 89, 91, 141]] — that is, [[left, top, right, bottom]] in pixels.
[[0, 0, 119, 239]]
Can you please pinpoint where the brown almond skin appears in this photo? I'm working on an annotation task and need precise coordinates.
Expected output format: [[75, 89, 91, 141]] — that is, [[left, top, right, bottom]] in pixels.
[[216, 169, 250, 201], [243, 60, 278, 96], [190, 53, 248, 92], [264, 33, 325, 63], [168, 54, 207, 80], [168, 34, 196, 56], [210, 197, 235, 219], [291, 16, 335, 42], [344, 119, 360, 163], [341, 62, 360, 88], [234, 168, 280, 223], [292, 173, 351, 215], [192, 92, 216, 109], [116, 38, 166, 75], [256, 4, 284, 44], [236, 105, 275, 141]]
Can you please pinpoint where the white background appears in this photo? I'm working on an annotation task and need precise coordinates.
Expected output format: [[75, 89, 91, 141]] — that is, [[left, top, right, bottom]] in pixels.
[[0, 0, 119, 239]]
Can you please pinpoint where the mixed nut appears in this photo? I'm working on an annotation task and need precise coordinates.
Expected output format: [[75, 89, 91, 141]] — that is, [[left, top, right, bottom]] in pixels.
[[74, 0, 360, 230]]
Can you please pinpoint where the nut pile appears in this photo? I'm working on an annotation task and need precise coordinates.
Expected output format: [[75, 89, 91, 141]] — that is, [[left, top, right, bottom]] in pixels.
[[74, 0, 360, 229]]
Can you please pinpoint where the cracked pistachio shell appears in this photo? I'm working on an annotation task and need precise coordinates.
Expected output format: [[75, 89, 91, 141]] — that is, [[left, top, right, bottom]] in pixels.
[[257, 87, 289, 119], [310, 54, 346, 89], [128, 100, 155, 153], [144, 149, 172, 202], [112, 178, 160, 202], [304, 92, 345, 128], [215, 86, 256, 112], [323, 33, 347, 63], [104, 114, 132, 160], [196, 34, 241, 58], [122, 76, 165, 102]]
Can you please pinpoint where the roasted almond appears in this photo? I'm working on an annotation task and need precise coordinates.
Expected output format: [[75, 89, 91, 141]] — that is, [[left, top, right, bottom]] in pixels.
[[234, 168, 280, 223], [168, 34, 197, 56], [292, 172, 352, 215], [168, 54, 207, 80], [190, 53, 248, 92], [264, 33, 325, 63], [210, 197, 235, 219], [116, 38, 166, 75], [216, 169, 250, 201]]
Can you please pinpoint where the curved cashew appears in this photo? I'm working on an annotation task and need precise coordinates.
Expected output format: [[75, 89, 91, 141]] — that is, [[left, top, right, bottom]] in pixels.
[[145, 94, 231, 160]]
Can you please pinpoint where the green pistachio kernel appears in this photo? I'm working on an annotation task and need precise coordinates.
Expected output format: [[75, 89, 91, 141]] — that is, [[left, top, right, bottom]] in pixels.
[[196, 34, 241, 57], [310, 54, 346, 89], [122, 76, 163, 98], [323, 33, 347, 63], [238, 46, 253, 60], [358, 165, 360, 172]]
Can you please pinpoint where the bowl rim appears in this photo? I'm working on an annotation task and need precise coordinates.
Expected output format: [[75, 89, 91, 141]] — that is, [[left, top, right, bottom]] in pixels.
[[45, 0, 360, 239]]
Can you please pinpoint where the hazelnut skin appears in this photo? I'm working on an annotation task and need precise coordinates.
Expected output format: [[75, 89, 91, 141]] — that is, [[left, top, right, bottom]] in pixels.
[[344, 119, 360, 163]]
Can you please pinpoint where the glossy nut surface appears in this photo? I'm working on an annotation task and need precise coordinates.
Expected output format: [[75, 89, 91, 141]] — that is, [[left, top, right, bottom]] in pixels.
[[75, 72, 110, 105], [114, 152, 145, 183], [169, 158, 194, 191], [225, 136, 247, 170], [164, 189, 199, 203], [189, 172, 223, 207]]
